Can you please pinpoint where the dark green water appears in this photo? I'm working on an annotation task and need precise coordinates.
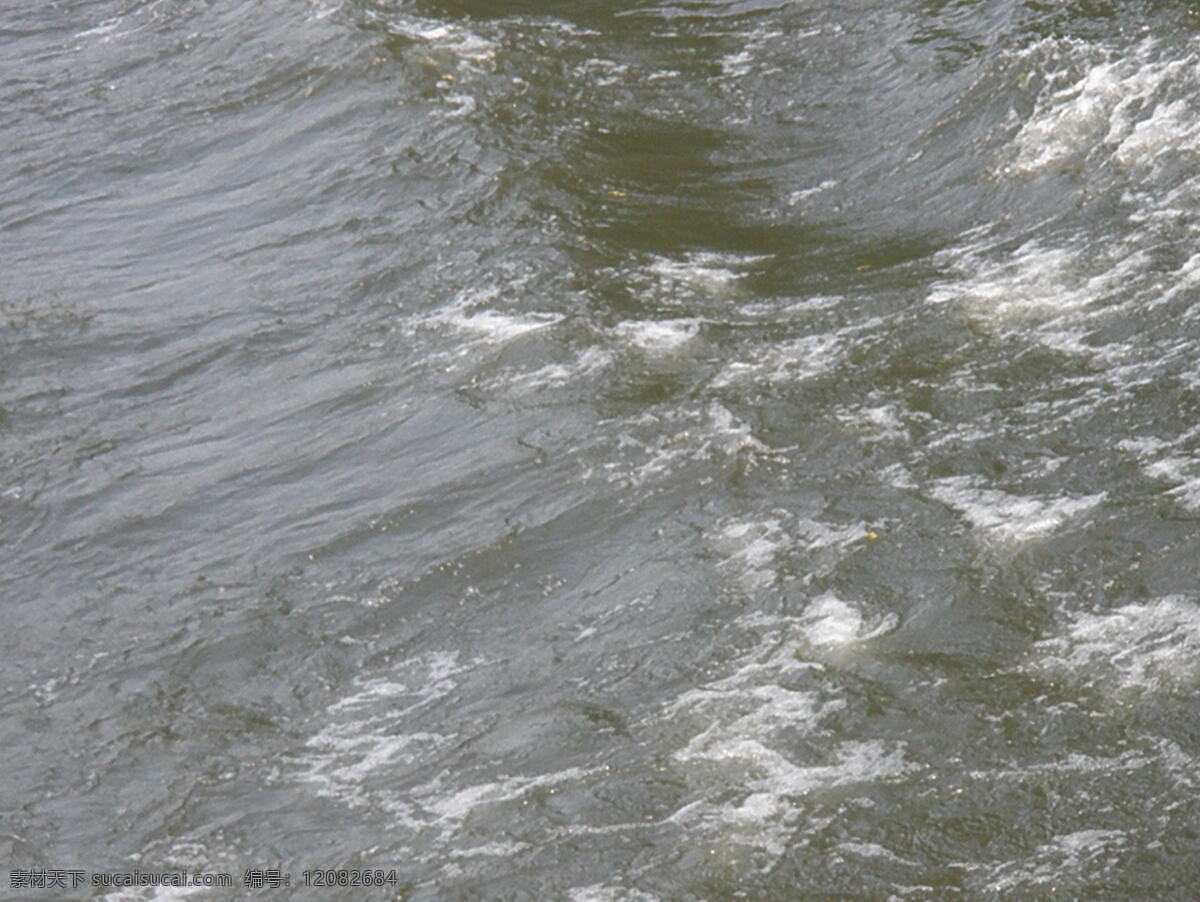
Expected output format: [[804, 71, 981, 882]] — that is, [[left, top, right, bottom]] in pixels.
[[3, 0, 1200, 899]]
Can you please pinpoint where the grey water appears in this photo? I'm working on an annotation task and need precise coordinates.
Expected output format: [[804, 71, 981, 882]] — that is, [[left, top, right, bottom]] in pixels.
[[3, 0, 1200, 898]]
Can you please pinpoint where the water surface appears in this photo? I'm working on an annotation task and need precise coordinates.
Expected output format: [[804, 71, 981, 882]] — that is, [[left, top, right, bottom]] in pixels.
[[3, 0, 1200, 898]]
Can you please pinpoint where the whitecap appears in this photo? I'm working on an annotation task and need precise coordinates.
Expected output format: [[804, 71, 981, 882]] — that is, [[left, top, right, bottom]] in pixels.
[[800, 594, 898, 647], [614, 318, 701, 354], [929, 476, 1105, 543], [711, 516, 790, 589], [656, 610, 912, 865], [1030, 596, 1200, 693], [712, 332, 842, 387], [293, 651, 474, 809]]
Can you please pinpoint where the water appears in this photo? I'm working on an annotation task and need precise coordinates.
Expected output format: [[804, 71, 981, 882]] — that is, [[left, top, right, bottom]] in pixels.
[[3, 0, 1200, 898]]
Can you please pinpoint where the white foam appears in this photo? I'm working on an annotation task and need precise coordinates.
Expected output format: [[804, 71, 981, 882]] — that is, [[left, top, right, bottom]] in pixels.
[[835, 841, 920, 867], [1120, 439, 1200, 513], [569, 886, 660, 902], [1167, 474, 1200, 512], [686, 737, 911, 798], [1117, 436, 1171, 456], [929, 242, 1096, 323], [794, 516, 873, 551], [447, 841, 531, 858], [380, 17, 498, 66], [98, 845, 242, 901], [299, 654, 596, 853], [718, 27, 782, 79], [712, 517, 790, 588], [306, 729, 448, 794], [877, 463, 918, 490], [301, 656, 595, 848], [448, 309, 563, 342], [713, 332, 842, 387], [1006, 38, 1199, 178], [739, 294, 842, 318], [305, 3, 340, 22], [1114, 97, 1200, 169], [294, 651, 472, 809], [953, 35, 1200, 386], [614, 318, 700, 354], [413, 286, 565, 349], [721, 49, 755, 78], [657, 611, 912, 865], [1145, 455, 1200, 510], [838, 403, 909, 442], [420, 766, 590, 827], [929, 477, 1105, 543], [1030, 597, 1200, 693], [580, 58, 632, 88], [706, 402, 769, 455], [1009, 59, 1126, 175], [75, 18, 123, 39], [800, 594, 898, 647], [441, 92, 478, 117], [643, 251, 767, 298], [604, 403, 767, 486], [1165, 253, 1200, 313], [647, 254, 738, 287], [788, 180, 838, 206], [967, 829, 1127, 894], [971, 748, 1156, 783], [500, 347, 613, 393], [101, 888, 206, 902], [669, 738, 914, 858]]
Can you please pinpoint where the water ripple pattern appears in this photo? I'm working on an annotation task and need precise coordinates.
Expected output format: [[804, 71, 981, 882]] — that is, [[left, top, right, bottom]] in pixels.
[[3, 0, 1200, 899]]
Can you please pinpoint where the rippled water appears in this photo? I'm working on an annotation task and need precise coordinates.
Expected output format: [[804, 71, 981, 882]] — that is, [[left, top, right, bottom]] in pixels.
[[4, 0, 1200, 898]]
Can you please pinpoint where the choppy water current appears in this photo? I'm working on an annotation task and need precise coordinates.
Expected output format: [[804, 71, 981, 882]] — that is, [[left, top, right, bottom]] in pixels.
[[4, 0, 1200, 898]]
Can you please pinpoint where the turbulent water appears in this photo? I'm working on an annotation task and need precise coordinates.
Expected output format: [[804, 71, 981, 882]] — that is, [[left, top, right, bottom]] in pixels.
[[4, 0, 1200, 898]]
